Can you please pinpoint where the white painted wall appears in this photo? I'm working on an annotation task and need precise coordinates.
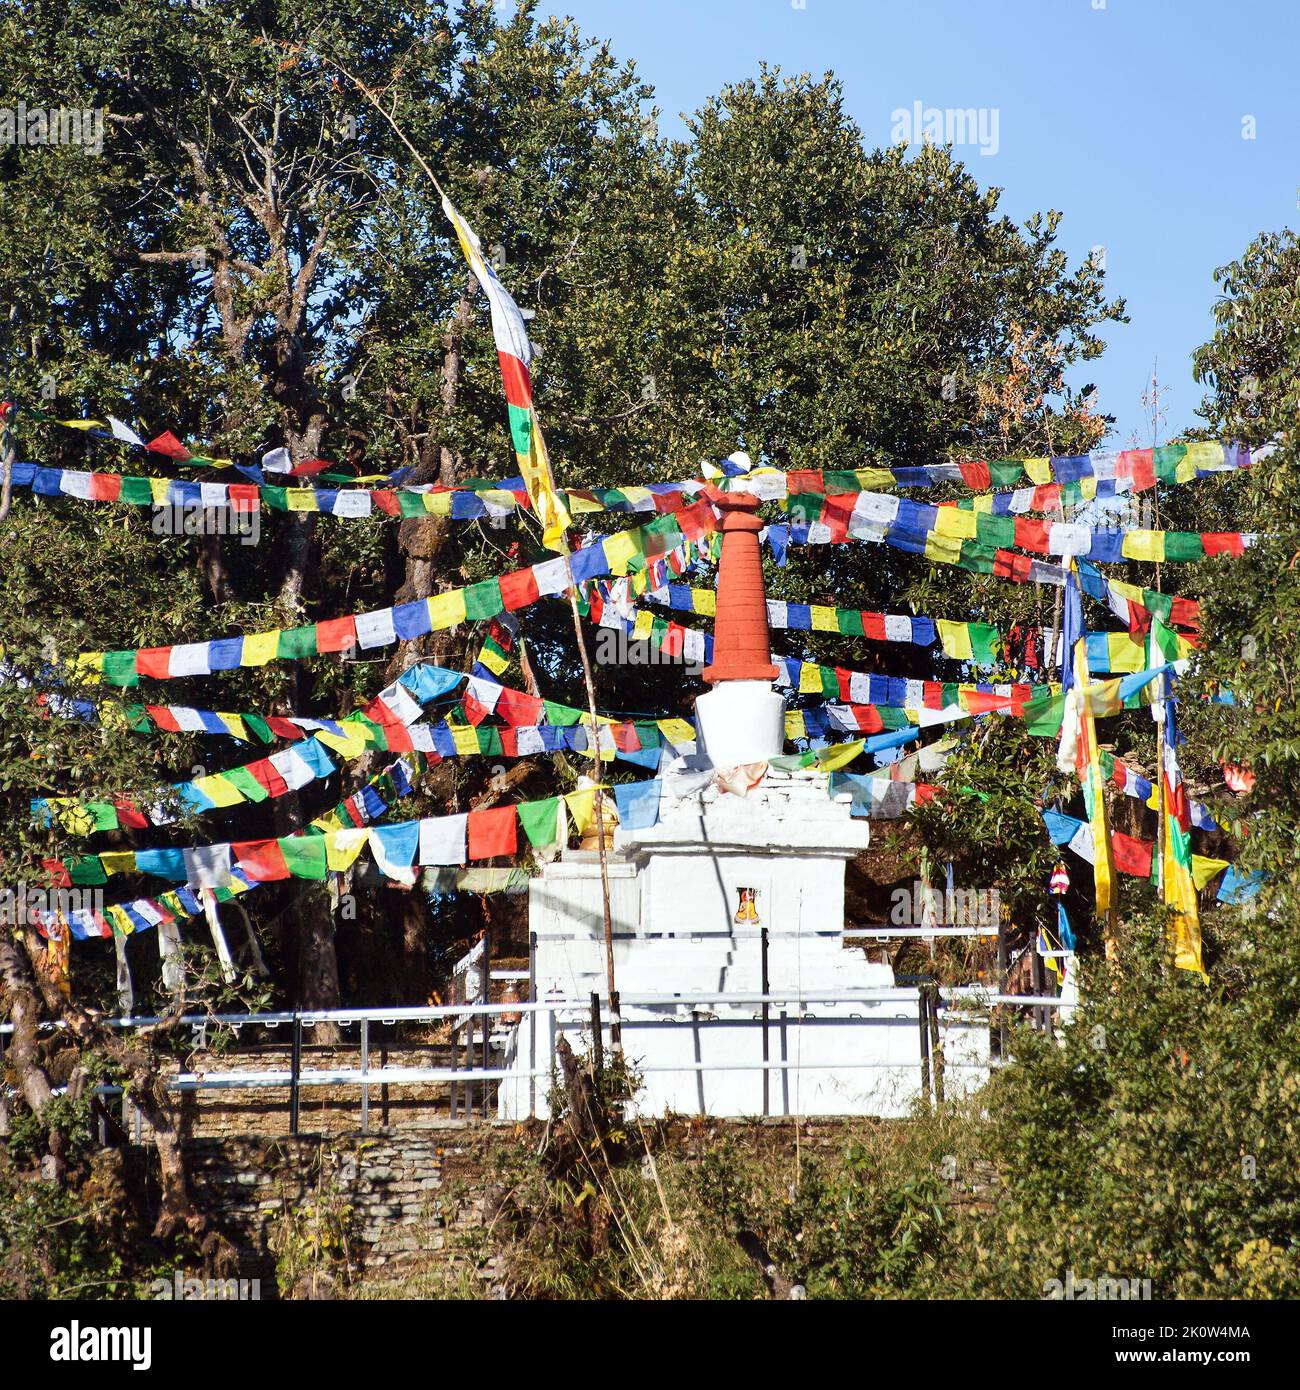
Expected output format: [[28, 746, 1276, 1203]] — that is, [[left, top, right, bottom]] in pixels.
[[498, 767, 991, 1118]]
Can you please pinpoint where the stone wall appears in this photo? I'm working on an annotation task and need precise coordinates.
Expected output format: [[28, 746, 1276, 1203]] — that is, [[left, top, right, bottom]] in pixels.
[[184, 1125, 507, 1297]]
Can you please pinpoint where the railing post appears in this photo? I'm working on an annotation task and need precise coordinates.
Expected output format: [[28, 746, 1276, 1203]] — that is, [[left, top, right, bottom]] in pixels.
[[918, 992, 932, 1105], [1031, 946, 1046, 1033], [528, 932, 537, 1119], [380, 1043, 390, 1127], [289, 1011, 302, 1136], [481, 928, 492, 1119], [760, 928, 770, 1118], [996, 913, 1009, 1057], [360, 1018, 370, 1134]]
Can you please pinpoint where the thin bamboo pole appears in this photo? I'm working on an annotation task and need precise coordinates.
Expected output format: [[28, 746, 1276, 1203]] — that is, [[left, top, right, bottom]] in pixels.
[[321, 54, 621, 1046]]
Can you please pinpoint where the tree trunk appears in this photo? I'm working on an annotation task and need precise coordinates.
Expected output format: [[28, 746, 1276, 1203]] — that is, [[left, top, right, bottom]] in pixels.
[[0, 931, 56, 1119]]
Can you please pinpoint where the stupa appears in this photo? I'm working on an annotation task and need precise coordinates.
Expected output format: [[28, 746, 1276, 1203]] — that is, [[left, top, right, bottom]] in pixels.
[[498, 480, 990, 1117]]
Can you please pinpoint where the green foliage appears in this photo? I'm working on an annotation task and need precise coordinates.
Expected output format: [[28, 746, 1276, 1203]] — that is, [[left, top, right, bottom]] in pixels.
[[970, 898, 1300, 1298]]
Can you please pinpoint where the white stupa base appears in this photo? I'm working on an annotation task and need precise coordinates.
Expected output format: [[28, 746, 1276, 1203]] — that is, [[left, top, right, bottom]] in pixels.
[[695, 680, 786, 767], [497, 768, 992, 1119]]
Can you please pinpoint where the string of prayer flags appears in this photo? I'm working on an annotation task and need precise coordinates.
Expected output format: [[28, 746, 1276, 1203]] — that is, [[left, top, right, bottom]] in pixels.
[[36, 750, 424, 941], [1040, 808, 1230, 894], [826, 774, 939, 819], [42, 777, 673, 890], [441, 196, 572, 551], [29, 402, 1259, 498], [766, 525, 1201, 632], [772, 727, 920, 770], [80, 504, 719, 685], [1098, 749, 1225, 834], [4, 458, 705, 523], [782, 485, 1255, 566], [774, 440, 1260, 497]]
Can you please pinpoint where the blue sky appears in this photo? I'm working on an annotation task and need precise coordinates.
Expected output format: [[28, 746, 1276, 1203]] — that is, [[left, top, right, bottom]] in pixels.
[[545, 0, 1299, 446]]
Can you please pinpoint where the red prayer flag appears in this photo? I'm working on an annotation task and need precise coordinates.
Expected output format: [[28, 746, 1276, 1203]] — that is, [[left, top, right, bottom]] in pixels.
[[499, 566, 541, 611], [136, 647, 173, 679], [232, 839, 291, 881], [1111, 831, 1153, 879], [316, 616, 358, 653], [467, 806, 517, 860], [146, 430, 191, 460]]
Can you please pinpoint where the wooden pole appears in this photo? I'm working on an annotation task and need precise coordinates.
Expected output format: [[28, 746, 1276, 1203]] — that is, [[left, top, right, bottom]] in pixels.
[[0, 404, 15, 523], [323, 55, 622, 1046]]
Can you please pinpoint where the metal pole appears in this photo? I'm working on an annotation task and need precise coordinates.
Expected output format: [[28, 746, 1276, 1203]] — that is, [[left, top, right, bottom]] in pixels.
[[360, 1018, 370, 1134], [481, 928, 492, 1118], [289, 1011, 302, 1136], [1031, 947, 1046, 1033], [918, 993, 932, 1103], [996, 913, 1009, 1058], [380, 1043, 390, 1127], [528, 932, 537, 1119], [760, 927, 770, 1118]]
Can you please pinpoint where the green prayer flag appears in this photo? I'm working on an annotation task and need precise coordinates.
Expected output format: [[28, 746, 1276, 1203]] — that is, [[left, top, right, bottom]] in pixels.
[[464, 578, 504, 621], [518, 796, 561, 849], [278, 836, 329, 880], [277, 626, 319, 660]]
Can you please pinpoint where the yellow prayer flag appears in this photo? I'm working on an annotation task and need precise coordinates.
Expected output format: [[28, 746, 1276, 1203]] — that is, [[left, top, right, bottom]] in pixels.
[[933, 507, 978, 540], [816, 740, 865, 771], [564, 788, 597, 836], [601, 529, 640, 575], [923, 531, 964, 565], [428, 589, 468, 630], [241, 630, 281, 666], [190, 774, 245, 809], [315, 723, 374, 759], [1121, 530, 1164, 563], [218, 714, 251, 742], [326, 828, 369, 872], [937, 619, 974, 661], [1191, 855, 1230, 892], [810, 604, 838, 632], [450, 724, 480, 755]]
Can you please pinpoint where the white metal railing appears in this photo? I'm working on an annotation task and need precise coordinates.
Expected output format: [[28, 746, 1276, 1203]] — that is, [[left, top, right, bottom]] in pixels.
[[1, 985, 1072, 1134]]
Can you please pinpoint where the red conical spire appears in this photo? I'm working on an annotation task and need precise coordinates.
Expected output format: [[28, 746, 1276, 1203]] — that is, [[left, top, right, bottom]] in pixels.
[[702, 486, 778, 685]]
